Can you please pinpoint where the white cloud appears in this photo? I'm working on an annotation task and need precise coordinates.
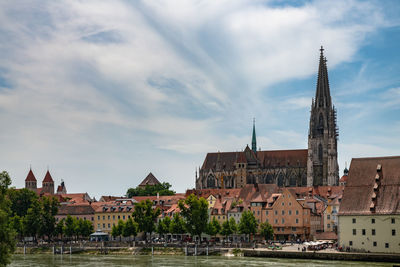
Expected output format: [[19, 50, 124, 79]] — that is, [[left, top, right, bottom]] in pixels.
[[0, 0, 396, 195]]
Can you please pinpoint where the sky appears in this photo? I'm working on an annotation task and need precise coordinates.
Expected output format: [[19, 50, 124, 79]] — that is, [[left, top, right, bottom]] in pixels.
[[0, 0, 399, 199]]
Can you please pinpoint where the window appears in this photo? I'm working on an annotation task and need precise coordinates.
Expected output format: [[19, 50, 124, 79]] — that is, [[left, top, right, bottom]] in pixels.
[[108, 215, 110, 220], [349, 241, 353, 246], [282, 218, 285, 223], [327, 215, 330, 220], [373, 241, 377, 247], [288, 210, 292, 215], [83, 217, 86, 220], [113, 215, 115, 220], [282, 210, 285, 215], [352, 229, 356, 235], [108, 223, 110, 228], [123, 215, 125, 220], [352, 218, 356, 224], [385, 243, 389, 248], [371, 218, 375, 224], [392, 229, 396, 236], [296, 210, 299, 215], [362, 229, 366, 235], [275, 219, 278, 224], [275, 211, 278, 215], [266, 211, 269, 215], [282, 202, 284, 206], [103, 223, 105, 228], [98, 216, 100, 220], [372, 229, 376, 235], [327, 224, 330, 228], [289, 202, 292, 206], [103, 216, 105, 220], [257, 211, 260, 215], [392, 218, 395, 224], [292, 227, 296, 231], [97, 224, 100, 228], [253, 211, 255, 215], [91, 217, 94, 221], [118, 215, 120, 219], [296, 218, 299, 224]]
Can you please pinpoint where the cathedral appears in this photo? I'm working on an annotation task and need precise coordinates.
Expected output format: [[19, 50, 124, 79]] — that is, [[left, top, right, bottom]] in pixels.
[[195, 47, 339, 189]]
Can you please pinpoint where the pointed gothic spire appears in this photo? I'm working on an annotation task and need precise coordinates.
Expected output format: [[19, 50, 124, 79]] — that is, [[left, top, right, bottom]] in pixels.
[[251, 118, 257, 153], [315, 46, 332, 108]]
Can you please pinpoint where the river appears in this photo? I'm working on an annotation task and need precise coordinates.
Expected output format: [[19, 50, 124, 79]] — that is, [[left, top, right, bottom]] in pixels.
[[10, 255, 393, 266]]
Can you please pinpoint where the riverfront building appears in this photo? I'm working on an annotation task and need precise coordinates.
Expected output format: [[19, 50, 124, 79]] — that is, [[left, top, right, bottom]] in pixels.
[[338, 156, 400, 253]]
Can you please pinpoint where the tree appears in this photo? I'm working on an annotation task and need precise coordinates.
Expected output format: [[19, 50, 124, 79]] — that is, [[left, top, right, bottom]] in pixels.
[[156, 219, 168, 238], [116, 220, 125, 241], [76, 219, 93, 239], [111, 224, 119, 240], [55, 218, 65, 239], [64, 215, 77, 240], [206, 217, 221, 238], [259, 222, 274, 241], [7, 188, 38, 217], [0, 171, 16, 266], [122, 218, 138, 241], [169, 213, 185, 236], [10, 215, 23, 241], [126, 182, 175, 197], [23, 199, 42, 242], [221, 220, 233, 239], [132, 199, 160, 241], [178, 194, 208, 241], [229, 218, 237, 235], [238, 210, 258, 241], [39, 196, 59, 241]]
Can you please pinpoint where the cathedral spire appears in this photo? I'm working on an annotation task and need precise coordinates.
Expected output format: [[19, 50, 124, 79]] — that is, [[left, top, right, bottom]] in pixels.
[[315, 46, 332, 108], [251, 118, 257, 153]]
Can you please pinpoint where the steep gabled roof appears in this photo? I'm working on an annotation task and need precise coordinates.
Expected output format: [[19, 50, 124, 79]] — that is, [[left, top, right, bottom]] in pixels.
[[139, 172, 161, 187], [25, 169, 37, 182], [43, 170, 54, 183], [339, 156, 400, 216]]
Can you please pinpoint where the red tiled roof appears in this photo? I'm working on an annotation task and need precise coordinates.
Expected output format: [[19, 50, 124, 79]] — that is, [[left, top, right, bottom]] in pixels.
[[43, 170, 54, 183], [25, 169, 37, 182], [339, 175, 348, 183], [201, 149, 307, 171], [58, 204, 95, 216], [139, 172, 161, 187], [339, 156, 400, 216]]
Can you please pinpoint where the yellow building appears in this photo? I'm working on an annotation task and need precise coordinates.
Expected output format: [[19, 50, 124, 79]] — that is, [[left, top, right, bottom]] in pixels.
[[338, 156, 400, 253], [93, 199, 136, 233]]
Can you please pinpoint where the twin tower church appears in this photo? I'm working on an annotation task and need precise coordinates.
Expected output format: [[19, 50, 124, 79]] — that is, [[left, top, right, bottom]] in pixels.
[[196, 47, 339, 189]]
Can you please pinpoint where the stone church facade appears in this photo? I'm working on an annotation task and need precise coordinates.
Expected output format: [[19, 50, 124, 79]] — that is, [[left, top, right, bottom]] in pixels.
[[196, 47, 339, 189]]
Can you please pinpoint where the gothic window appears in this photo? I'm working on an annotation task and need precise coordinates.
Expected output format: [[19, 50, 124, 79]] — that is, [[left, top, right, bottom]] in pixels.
[[318, 114, 324, 134], [277, 173, 284, 187], [318, 144, 323, 161], [266, 174, 273, 184], [207, 174, 216, 188]]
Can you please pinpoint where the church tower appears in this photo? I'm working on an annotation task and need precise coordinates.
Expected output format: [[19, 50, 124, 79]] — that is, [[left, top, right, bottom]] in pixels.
[[251, 118, 257, 153], [307, 46, 339, 186]]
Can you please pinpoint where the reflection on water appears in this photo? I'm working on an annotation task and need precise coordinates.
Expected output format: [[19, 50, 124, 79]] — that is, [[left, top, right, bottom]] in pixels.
[[10, 254, 393, 267]]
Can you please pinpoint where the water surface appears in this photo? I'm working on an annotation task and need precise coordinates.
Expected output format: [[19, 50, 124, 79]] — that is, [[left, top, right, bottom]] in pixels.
[[10, 254, 393, 267]]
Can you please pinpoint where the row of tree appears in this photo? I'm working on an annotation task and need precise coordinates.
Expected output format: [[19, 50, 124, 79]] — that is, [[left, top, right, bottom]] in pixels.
[[55, 215, 94, 241]]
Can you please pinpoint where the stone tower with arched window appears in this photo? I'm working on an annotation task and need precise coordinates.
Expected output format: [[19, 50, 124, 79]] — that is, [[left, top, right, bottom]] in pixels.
[[307, 47, 339, 186]]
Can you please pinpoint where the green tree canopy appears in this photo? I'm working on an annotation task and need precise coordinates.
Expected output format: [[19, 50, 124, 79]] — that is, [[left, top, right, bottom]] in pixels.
[[126, 182, 175, 197], [122, 217, 138, 239], [23, 199, 42, 240], [206, 217, 221, 238], [156, 216, 171, 237], [229, 218, 238, 235], [221, 220, 233, 238], [238, 210, 258, 240], [132, 200, 160, 239], [7, 188, 38, 218], [169, 213, 185, 235], [259, 222, 274, 241], [39, 196, 59, 241], [0, 171, 16, 266], [64, 215, 77, 239], [178, 194, 209, 240]]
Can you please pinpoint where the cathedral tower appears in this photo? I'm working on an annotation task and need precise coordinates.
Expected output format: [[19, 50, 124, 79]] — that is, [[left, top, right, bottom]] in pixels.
[[307, 46, 339, 186]]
